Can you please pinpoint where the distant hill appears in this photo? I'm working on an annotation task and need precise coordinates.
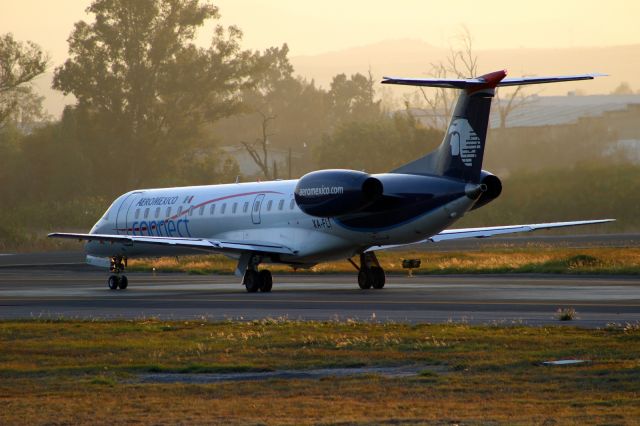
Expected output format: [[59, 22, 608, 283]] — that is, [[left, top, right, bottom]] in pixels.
[[35, 40, 640, 117], [290, 39, 640, 96]]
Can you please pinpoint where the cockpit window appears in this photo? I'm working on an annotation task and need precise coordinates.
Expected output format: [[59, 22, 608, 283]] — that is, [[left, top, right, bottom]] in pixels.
[[101, 193, 129, 221]]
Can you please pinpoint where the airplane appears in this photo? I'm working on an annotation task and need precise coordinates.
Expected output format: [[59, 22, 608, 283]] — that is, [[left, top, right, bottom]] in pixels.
[[49, 70, 613, 292]]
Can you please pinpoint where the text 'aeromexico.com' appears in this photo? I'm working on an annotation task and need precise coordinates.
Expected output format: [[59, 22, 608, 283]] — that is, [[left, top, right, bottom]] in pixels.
[[298, 186, 345, 197]]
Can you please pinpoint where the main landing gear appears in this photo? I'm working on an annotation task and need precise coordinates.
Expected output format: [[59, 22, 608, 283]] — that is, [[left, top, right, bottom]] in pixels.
[[350, 252, 386, 290], [243, 269, 273, 293], [107, 255, 128, 290], [242, 254, 273, 293]]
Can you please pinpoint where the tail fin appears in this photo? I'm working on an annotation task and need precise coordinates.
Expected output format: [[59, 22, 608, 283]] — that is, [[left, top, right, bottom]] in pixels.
[[384, 71, 604, 182]]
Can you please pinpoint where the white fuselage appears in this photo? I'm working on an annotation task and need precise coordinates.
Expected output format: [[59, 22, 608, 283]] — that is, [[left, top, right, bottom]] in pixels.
[[86, 178, 475, 265]]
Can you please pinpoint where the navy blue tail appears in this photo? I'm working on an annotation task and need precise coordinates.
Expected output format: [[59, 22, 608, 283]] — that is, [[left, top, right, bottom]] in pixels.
[[391, 89, 494, 183]]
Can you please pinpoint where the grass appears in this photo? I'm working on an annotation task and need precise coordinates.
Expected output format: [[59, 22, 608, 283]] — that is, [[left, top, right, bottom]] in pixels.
[[128, 247, 640, 275], [1, 319, 639, 424], [557, 307, 578, 321]]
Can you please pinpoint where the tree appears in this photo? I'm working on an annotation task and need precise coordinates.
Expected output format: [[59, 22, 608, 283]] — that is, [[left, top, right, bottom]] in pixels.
[[410, 27, 537, 131], [241, 111, 277, 179], [237, 44, 292, 179], [611, 82, 633, 95], [213, 44, 330, 178], [0, 33, 49, 127], [494, 83, 539, 129], [53, 0, 262, 191], [328, 70, 381, 124], [412, 26, 478, 130], [314, 113, 442, 173]]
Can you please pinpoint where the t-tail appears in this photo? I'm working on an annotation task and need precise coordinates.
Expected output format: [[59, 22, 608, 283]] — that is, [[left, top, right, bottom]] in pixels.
[[383, 70, 606, 182]]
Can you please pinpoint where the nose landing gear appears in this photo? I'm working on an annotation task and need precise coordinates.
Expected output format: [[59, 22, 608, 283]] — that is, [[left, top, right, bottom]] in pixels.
[[107, 255, 128, 290]]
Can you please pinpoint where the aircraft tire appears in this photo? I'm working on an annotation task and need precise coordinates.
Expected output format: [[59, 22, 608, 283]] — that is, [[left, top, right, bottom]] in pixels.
[[358, 270, 372, 289], [259, 270, 273, 292], [107, 275, 119, 290], [244, 270, 260, 293], [118, 275, 128, 290], [371, 267, 385, 289]]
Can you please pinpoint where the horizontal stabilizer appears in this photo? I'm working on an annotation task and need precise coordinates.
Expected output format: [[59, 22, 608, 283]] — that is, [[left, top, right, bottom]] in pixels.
[[381, 71, 606, 90]]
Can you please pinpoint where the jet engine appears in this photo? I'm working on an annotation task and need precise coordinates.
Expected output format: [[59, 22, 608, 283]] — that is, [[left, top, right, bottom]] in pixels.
[[471, 170, 502, 210], [294, 169, 383, 217]]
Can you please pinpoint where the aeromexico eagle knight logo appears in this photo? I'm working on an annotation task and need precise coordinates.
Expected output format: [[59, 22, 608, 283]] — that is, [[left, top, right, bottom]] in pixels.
[[448, 118, 481, 167]]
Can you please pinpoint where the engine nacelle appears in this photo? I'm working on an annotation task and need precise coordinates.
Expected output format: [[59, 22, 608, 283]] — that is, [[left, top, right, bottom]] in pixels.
[[294, 169, 383, 217], [471, 170, 502, 210]]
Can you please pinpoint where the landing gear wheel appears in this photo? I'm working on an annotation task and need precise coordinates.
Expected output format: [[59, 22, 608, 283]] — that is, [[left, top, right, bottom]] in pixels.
[[358, 270, 372, 289], [108, 275, 119, 290], [259, 270, 273, 292], [243, 270, 260, 293], [354, 253, 386, 290], [118, 275, 128, 290], [371, 267, 385, 289]]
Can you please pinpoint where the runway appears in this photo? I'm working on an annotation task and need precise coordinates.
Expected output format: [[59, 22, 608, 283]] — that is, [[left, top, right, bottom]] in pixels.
[[0, 265, 638, 327]]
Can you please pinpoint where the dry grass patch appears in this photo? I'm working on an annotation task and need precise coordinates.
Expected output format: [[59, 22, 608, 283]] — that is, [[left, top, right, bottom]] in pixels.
[[128, 247, 640, 275], [1, 319, 639, 424]]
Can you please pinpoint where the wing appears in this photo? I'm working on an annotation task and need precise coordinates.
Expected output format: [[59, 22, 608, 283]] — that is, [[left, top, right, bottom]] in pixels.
[[366, 219, 614, 252], [48, 233, 296, 256]]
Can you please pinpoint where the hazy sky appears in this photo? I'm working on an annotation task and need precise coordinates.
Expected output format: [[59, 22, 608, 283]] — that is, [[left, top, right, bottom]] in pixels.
[[1, 0, 638, 66]]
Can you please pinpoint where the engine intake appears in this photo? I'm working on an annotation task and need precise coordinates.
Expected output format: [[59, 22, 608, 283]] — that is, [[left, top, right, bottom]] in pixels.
[[295, 169, 383, 217]]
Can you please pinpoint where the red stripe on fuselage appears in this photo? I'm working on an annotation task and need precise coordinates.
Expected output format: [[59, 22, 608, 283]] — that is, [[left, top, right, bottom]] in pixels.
[[113, 190, 284, 233]]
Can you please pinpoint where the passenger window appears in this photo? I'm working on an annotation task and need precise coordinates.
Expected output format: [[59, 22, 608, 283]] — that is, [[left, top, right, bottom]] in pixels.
[[144, 208, 149, 219], [177, 206, 183, 215], [155, 207, 160, 218], [210, 204, 216, 215], [189, 206, 194, 216], [267, 200, 273, 211], [221, 203, 227, 214], [135, 209, 140, 219], [199, 206, 205, 216], [289, 199, 295, 210], [243, 202, 249, 213], [254, 201, 260, 212], [232, 202, 238, 214], [166, 207, 172, 217], [278, 199, 284, 210]]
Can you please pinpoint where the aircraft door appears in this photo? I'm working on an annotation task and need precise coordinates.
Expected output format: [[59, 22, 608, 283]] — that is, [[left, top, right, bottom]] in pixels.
[[251, 194, 265, 225], [115, 191, 144, 235]]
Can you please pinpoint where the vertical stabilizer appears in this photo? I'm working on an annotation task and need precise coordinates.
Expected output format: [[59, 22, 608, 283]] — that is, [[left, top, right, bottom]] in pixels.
[[389, 70, 505, 182]]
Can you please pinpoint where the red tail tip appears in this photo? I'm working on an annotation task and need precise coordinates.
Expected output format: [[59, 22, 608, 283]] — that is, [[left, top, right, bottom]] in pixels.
[[479, 70, 507, 86]]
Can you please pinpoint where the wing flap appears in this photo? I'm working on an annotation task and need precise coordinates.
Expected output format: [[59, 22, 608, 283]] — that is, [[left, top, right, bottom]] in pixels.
[[48, 233, 296, 255], [431, 219, 614, 241], [366, 219, 614, 252]]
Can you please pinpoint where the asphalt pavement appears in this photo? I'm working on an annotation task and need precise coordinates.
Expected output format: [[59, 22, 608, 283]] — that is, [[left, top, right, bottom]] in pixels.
[[1, 236, 638, 327], [0, 265, 638, 327]]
